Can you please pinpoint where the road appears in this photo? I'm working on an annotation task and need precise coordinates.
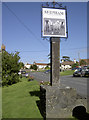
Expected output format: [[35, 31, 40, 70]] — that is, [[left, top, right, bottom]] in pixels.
[[30, 72, 88, 97]]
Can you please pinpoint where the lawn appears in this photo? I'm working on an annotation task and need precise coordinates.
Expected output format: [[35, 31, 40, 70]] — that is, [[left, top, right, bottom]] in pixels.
[[60, 70, 74, 76], [2, 77, 42, 118], [2, 76, 77, 119], [40, 69, 74, 76]]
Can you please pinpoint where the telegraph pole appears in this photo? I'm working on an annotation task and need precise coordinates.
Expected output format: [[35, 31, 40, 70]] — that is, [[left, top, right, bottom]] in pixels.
[[78, 52, 80, 66]]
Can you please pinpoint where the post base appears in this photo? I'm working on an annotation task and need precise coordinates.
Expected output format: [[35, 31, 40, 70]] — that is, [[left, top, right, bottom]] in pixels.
[[40, 84, 87, 118]]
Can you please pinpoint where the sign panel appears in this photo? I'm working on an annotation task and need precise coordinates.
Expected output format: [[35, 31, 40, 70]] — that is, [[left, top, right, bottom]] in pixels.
[[42, 8, 67, 37]]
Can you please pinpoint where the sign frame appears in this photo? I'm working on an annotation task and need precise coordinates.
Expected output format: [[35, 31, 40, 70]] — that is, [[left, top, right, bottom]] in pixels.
[[41, 7, 68, 38]]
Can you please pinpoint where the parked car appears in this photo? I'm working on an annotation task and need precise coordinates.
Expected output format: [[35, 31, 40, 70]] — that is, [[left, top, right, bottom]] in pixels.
[[25, 73, 29, 78], [81, 68, 89, 77], [73, 67, 89, 77], [73, 68, 82, 77], [72, 67, 79, 70], [44, 70, 50, 74], [18, 70, 29, 77]]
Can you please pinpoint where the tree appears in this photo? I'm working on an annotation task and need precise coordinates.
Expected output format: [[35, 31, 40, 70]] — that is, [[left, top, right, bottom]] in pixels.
[[80, 60, 86, 66], [19, 62, 24, 69], [2, 51, 21, 86], [61, 56, 72, 62], [33, 64, 38, 70], [47, 54, 50, 59], [0, 52, 2, 85], [45, 65, 50, 70], [30, 64, 38, 71], [30, 65, 33, 69], [72, 62, 79, 68]]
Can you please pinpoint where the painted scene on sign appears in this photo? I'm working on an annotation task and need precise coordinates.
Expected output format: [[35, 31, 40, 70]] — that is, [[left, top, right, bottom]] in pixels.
[[44, 18, 65, 36]]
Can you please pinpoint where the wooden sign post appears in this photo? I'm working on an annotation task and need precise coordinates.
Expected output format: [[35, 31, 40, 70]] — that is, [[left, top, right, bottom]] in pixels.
[[50, 37, 60, 86]]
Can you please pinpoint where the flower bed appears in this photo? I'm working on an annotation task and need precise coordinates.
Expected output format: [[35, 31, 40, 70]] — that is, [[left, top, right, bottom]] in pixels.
[[40, 81, 50, 86], [28, 75, 34, 81]]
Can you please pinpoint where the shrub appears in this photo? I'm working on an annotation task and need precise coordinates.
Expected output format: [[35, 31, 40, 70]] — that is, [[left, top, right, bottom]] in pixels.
[[30, 64, 38, 71], [72, 62, 79, 68], [45, 65, 50, 70], [2, 51, 21, 86], [40, 81, 50, 86]]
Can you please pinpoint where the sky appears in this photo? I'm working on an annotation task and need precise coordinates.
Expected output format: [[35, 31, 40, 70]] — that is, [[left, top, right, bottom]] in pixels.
[[2, 2, 87, 64]]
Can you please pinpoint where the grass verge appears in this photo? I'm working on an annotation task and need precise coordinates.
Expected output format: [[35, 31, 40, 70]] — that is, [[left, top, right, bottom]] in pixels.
[[2, 77, 42, 118], [60, 70, 74, 76], [2, 76, 78, 119]]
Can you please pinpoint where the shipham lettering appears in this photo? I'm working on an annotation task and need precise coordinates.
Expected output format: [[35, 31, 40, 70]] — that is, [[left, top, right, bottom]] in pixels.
[[44, 10, 64, 16]]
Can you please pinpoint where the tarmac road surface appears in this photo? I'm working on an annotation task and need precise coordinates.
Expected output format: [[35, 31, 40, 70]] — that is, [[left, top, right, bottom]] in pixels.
[[30, 71, 88, 98]]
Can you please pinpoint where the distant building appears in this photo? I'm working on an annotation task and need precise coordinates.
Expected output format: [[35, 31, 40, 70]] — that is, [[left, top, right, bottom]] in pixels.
[[61, 59, 77, 70], [24, 63, 32, 69], [74, 59, 77, 63], [24, 62, 50, 70], [79, 59, 89, 66], [34, 63, 49, 69]]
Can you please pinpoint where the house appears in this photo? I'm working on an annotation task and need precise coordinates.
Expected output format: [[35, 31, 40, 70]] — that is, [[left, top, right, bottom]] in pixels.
[[24, 63, 32, 69], [24, 62, 50, 70], [34, 62, 50, 70], [79, 59, 89, 66], [61, 59, 76, 70]]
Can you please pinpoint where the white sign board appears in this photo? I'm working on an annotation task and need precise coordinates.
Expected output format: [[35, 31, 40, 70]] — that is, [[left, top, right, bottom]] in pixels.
[[42, 8, 67, 37]]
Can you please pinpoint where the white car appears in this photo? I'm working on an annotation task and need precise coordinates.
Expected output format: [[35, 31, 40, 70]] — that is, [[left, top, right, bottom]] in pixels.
[[18, 71, 21, 75], [18, 71, 29, 77], [25, 73, 29, 77]]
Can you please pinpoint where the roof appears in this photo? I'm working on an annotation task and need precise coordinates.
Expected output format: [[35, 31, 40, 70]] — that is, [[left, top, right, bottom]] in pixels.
[[61, 61, 75, 65], [25, 63, 32, 65], [25, 63, 49, 66], [80, 59, 89, 65], [35, 63, 49, 66]]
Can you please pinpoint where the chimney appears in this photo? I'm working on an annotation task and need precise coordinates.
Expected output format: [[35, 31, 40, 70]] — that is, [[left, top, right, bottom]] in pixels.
[[74, 59, 76, 63]]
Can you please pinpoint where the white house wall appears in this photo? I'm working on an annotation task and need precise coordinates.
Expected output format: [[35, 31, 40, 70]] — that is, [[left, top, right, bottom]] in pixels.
[[61, 65, 71, 70], [37, 65, 47, 69], [24, 65, 31, 69]]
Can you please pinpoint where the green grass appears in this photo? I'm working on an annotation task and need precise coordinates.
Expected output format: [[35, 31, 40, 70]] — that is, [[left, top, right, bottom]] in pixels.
[[2, 74, 78, 119], [60, 70, 74, 76], [2, 77, 42, 118]]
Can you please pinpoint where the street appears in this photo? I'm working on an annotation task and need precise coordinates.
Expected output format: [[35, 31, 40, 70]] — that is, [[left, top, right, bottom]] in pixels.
[[30, 72, 88, 97]]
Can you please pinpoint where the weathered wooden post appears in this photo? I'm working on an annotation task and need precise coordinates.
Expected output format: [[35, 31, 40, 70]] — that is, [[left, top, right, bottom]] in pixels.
[[50, 37, 60, 86]]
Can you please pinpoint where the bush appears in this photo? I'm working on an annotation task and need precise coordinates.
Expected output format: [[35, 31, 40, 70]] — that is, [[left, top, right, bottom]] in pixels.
[[19, 74, 22, 79], [72, 62, 79, 68], [30, 64, 38, 71], [80, 59, 87, 66], [2, 51, 21, 86], [45, 65, 50, 70]]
